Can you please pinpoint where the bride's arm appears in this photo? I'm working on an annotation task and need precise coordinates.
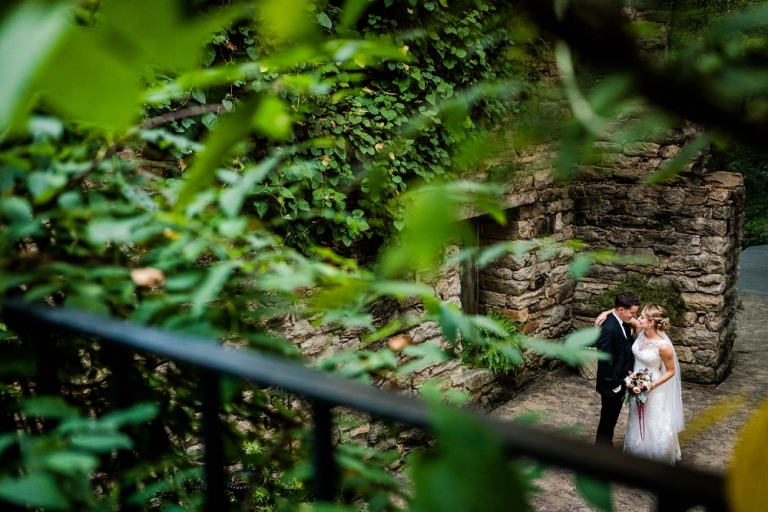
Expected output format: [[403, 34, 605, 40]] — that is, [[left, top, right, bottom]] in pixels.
[[649, 344, 676, 390], [594, 308, 641, 331], [595, 309, 612, 326]]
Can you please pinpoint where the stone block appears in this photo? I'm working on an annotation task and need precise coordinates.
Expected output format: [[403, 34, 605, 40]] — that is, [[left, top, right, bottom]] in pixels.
[[639, 157, 663, 171], [659, 188, 686, 204], [711, 206, 734, 220], [325, 339, 362, 357], [624, 142, 661, 157], [703, 171, 744, 188], [503, 191, 538, 210], [435, 273, 461, 300], [704, 312, 728, 332], [522, 320, 540, 334], [301, 334, 331, 355], [594, 141, 623, 153], [540, 305, 568, 329], [676, 346, 694, 363], [478, 289, 506, 308], [407, 321, 443, 344], [672, 326, 721, 349], [482, 276, 531, 296], [706, 189, 732, 203], [682, 191, 708, 206], [659, 145, 681, 158], [495, 308, 529, 323], [674, 218, 728, 237], [693, 349, 717, 366], [681, 363, 715, 383], [698, 279, 726, 295], [613, 168, 650, 182], [452, 368, 497, 392], [681, 292, 725, 312], [701, 236, 736, 256]]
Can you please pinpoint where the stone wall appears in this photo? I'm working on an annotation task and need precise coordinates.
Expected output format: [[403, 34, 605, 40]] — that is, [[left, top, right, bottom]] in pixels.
[[277, 247, 526, 410], [570, 170, 745, 383], [477, 187, 575, 338]]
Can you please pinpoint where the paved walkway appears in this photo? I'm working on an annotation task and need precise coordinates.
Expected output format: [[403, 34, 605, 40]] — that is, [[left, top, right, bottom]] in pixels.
[[491, 248, 768, 510], [736, 245, 768, 295]]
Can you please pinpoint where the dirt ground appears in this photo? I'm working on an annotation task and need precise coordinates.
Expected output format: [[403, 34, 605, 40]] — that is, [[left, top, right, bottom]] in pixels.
[[491, 292, 768, 511]]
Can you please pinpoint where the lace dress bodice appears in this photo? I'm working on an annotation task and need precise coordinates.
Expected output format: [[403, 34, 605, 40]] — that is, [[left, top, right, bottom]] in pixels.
[[623, 332, 682, 464]]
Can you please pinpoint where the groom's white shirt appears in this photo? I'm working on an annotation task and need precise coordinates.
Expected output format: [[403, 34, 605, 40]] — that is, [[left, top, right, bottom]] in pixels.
[[612, 311, 627, 338], [612, 311, 627, 393]]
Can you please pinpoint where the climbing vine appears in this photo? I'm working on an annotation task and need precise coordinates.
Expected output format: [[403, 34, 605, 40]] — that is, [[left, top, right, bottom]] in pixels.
[[145, 0, 549, 255]]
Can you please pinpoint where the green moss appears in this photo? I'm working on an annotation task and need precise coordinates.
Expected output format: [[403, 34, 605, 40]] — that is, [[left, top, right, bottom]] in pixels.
[[462, 311, 525, 374], [593, 274, 685, 325]]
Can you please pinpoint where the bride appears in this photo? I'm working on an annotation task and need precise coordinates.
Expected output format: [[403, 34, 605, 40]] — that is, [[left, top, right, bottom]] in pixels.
[[596, 305, 685, 464]]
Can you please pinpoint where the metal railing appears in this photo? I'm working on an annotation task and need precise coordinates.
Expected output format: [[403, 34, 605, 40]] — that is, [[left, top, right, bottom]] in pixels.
[[2, 300, 728, 511]]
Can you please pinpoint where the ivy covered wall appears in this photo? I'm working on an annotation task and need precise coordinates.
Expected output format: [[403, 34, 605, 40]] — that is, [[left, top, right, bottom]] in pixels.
[[141, 0, 550, 256]]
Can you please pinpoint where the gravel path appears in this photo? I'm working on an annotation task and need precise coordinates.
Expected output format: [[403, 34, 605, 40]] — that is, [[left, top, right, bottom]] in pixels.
[[491, 290, 768, 511]]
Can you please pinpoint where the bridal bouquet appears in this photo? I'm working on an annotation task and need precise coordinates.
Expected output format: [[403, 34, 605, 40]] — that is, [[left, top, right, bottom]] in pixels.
[[623, 368, 654, 440]]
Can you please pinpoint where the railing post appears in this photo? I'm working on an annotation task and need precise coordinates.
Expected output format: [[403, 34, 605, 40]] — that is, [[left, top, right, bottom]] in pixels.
[[311, 400, 336, 502], [107, 344, 140, 512], [200, 370, 226, 512]]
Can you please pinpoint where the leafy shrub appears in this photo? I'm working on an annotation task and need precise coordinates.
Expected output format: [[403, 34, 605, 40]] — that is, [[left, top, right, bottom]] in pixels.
[[462, 310, 525, 374], [710, 141, 768, 248]]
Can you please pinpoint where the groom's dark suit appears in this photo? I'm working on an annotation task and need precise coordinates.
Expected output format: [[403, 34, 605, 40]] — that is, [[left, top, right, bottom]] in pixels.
[[595, 313, 634, 446]]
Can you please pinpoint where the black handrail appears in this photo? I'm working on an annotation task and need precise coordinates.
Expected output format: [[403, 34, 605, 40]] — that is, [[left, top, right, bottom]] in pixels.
[[2, 300, 729, 511]]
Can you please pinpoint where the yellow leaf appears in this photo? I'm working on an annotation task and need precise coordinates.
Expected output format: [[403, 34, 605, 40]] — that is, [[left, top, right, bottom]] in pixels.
[[727, 398, 768, 512], [679, 395, 746, 445]]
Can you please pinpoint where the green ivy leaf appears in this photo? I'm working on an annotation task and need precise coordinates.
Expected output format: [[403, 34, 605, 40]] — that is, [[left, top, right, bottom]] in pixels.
[[523, 327, 607, 366], [43, 452, 100, 474], [190, 261, 240, 315], [569, 254, 592, 281], [219, 157, 279, 217], [370, 281, 435, 298], [70, 432, 133, 453], [647, 134, 712, 184], [317, 12, 333, 29], [101, 403, 159, 428], [0, 197, 32, 222], [175, 96, 260, 211], [399, 343, 451, 375], [253, 96, 293, 140], [191, 89, 206, 103], [0, 473, 69, 510], [575, 474, 613, 512], [410, 404, 529, 512], [21, 396, 78, 419], [0, 0, 69, 132]]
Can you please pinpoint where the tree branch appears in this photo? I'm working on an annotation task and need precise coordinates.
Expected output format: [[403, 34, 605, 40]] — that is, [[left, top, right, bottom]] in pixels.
[[142, 103, 225, 129]]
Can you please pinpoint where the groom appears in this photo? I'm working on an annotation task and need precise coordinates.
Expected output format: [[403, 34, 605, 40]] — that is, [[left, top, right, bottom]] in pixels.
[[594, 291, 641, 446]]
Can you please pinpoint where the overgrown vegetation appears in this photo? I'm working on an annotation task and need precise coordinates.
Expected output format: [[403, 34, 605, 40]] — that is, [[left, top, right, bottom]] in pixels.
[[145, 0, 550, 256], [671, 0, 768, 248], [594, 274, 685, 326], [462, 310, 525, 374], [711, 142, 768, 247]]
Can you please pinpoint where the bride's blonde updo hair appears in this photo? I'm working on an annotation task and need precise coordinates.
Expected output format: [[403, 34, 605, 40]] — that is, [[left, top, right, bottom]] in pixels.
[[644, 305, 670, 332]]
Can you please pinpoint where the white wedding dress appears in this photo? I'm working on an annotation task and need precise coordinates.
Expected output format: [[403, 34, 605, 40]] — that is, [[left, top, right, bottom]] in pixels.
[[623, 330, 685, 464]]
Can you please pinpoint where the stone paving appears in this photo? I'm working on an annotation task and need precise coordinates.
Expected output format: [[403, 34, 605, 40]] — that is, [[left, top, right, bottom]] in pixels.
[[491, 261, 768, 510]]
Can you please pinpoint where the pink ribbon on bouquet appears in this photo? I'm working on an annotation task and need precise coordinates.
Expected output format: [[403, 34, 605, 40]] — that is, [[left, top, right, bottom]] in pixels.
[[638, 403, 645, 440]]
